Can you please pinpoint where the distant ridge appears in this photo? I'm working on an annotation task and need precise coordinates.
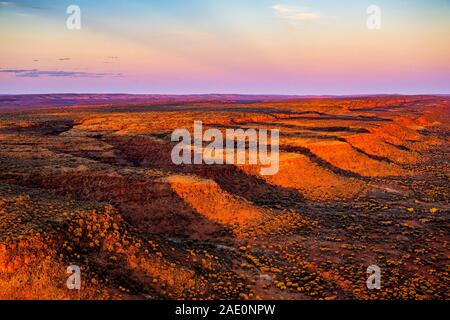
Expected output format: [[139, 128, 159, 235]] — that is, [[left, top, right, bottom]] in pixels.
[[0, 93, 445, 110], [0, 94, 301, 110]]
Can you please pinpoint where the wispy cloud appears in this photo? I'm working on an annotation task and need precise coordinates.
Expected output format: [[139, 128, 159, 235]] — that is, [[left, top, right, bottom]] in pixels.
[[0, 1, 48, 10], [0, 69, 122, 78], [272, 4, 320, 21], [15, 12, 33, 17], [58, 58, 71, 61], [0, 1, 15, 6]]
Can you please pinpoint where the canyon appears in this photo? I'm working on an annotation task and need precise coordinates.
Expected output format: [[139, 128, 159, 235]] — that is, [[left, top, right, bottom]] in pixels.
[[0, 94, 448, 300]]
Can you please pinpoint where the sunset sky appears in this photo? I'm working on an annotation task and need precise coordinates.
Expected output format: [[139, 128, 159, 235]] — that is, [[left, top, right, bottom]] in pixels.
[[1, 0, 449, 94]]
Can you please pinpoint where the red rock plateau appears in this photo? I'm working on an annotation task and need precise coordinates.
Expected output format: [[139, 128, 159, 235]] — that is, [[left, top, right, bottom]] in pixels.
[[0, 95, 448, 300]]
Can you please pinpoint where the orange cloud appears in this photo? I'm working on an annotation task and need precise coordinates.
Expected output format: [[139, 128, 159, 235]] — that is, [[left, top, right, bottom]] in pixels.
[[272, 4, 320, 21]]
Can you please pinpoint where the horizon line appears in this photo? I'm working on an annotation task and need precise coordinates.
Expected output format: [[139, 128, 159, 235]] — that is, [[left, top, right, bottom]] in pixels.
[[0, 92, 449, 97]]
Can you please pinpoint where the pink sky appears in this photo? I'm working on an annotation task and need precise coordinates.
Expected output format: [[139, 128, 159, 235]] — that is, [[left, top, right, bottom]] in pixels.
[[1, 0, 449, 94]]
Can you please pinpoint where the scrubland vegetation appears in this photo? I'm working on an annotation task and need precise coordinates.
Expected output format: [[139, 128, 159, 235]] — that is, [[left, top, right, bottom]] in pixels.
[[0, 95, 448, 299]]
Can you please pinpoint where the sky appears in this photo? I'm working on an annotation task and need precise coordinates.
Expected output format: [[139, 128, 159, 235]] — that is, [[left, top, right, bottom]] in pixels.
[[0, 0, 449, 95]]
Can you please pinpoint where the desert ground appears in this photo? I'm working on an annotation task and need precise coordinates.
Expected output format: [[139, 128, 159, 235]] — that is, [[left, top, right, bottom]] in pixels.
[[0, 94, 448, 300]]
